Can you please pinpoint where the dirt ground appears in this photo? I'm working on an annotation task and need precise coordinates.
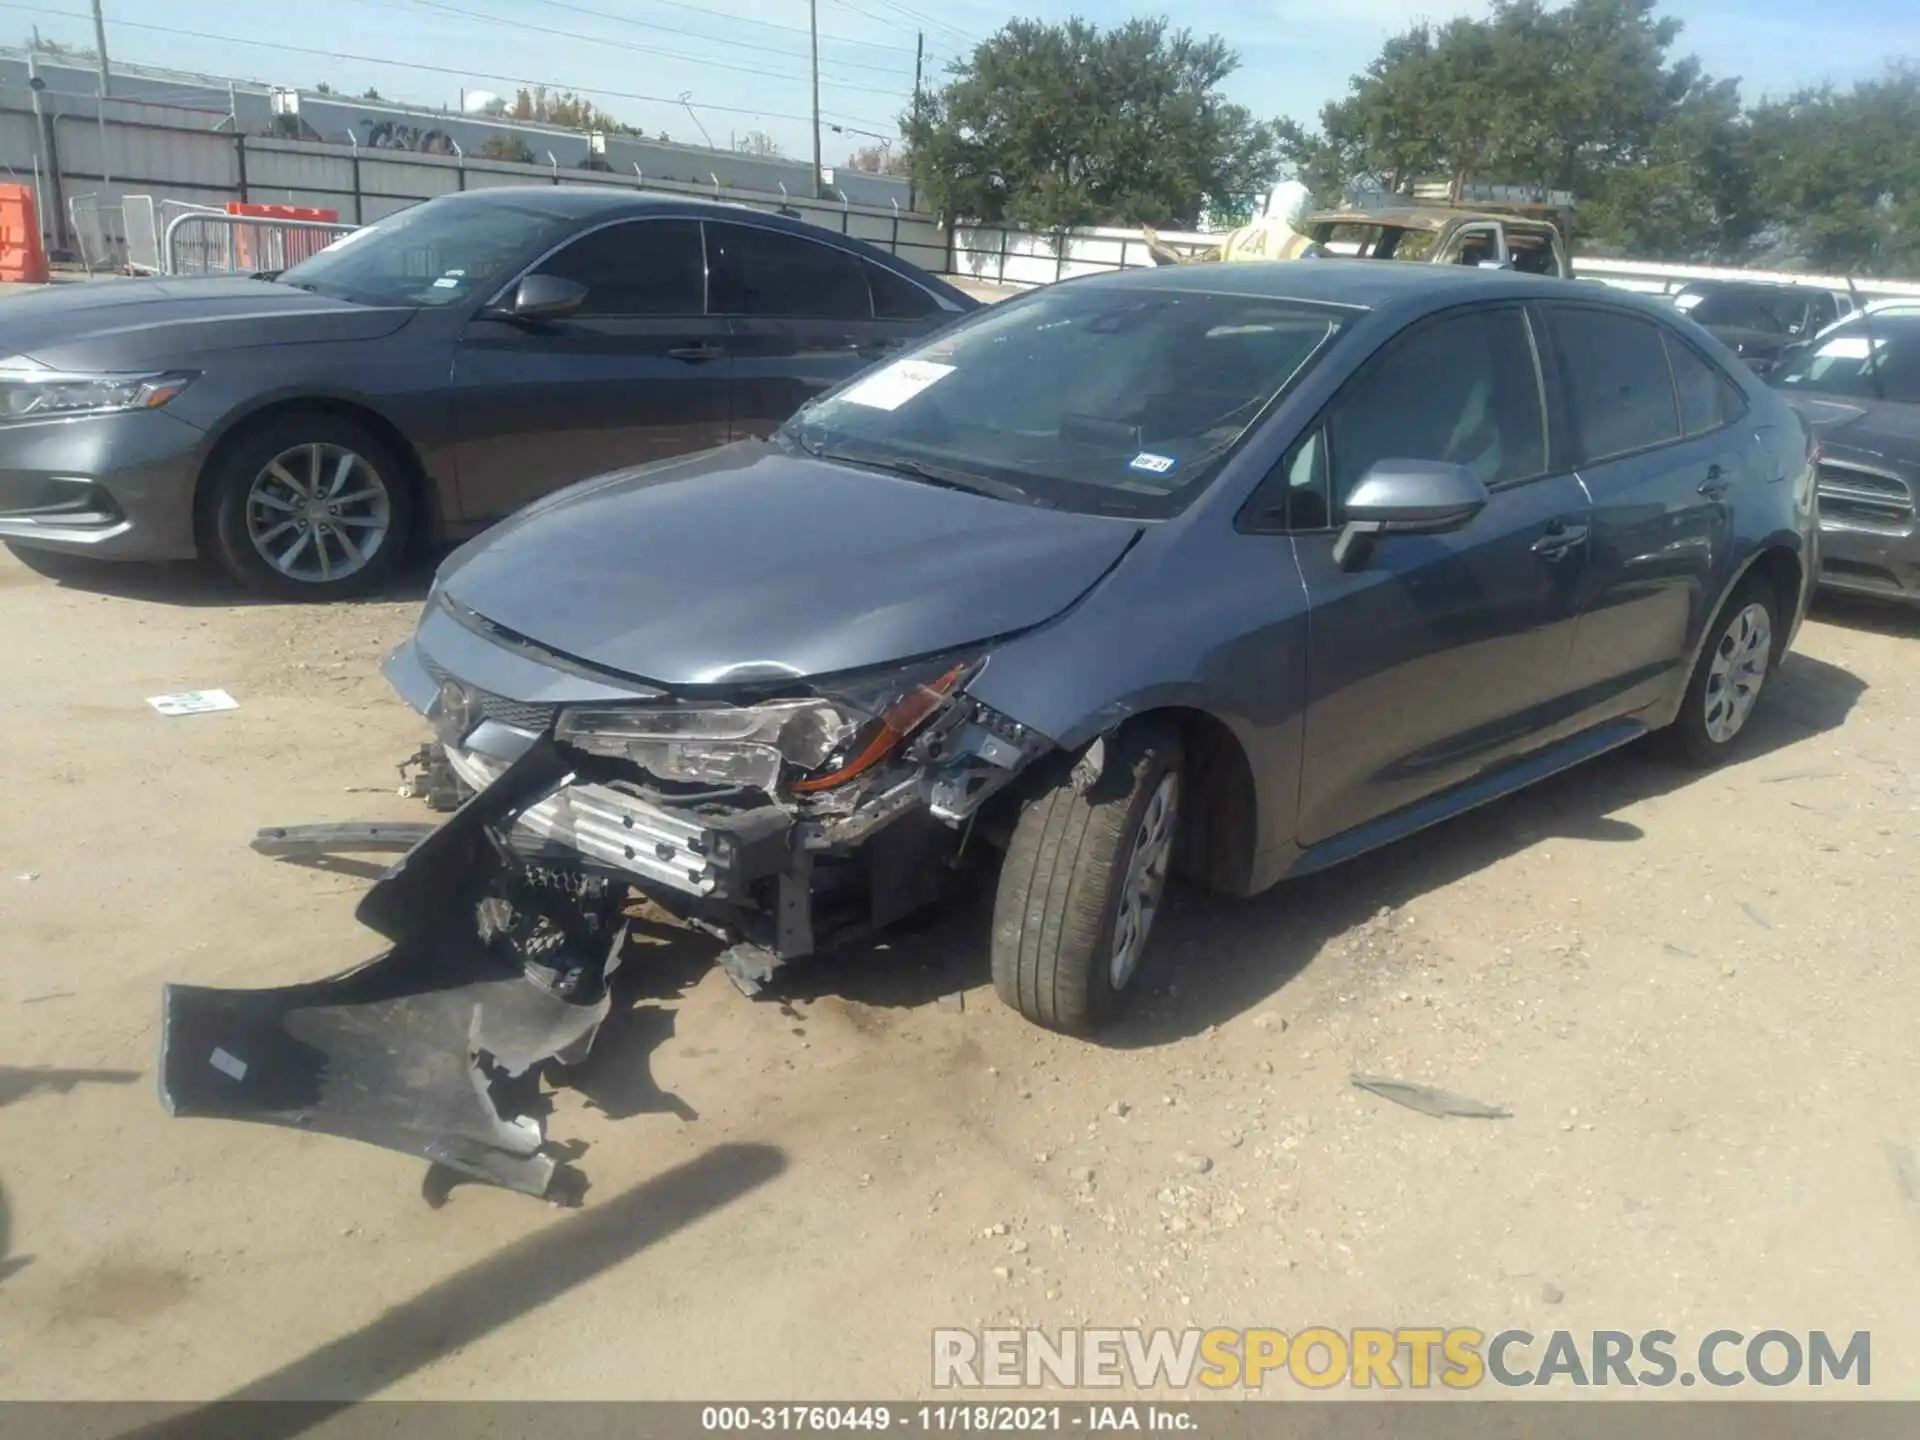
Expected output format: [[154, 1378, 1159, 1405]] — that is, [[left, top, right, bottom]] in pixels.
[[1, 544, 1917, 1404]]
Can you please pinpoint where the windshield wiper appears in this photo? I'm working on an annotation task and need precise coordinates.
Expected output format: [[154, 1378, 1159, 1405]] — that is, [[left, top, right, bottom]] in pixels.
[[805, 441, 1051, 508]]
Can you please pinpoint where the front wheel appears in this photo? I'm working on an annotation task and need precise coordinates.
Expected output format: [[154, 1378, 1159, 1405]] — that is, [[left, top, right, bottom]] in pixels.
[[1655, 578, 1779, 767], [991, 722, 1183, 1034], [202, 414, 414, 600]]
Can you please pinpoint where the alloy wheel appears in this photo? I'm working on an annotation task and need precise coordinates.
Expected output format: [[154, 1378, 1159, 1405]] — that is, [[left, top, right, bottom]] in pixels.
[[245, 442, 392, 585], [1110, 771, 1179, 990]]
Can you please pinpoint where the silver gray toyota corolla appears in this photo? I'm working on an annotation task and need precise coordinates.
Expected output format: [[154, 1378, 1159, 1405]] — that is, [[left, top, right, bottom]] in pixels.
[[162, 259, 1819, 1199]]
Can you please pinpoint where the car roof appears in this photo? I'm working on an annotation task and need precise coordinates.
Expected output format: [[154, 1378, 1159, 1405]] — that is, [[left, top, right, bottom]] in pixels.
[[425, 185, 975, 303], [1060, 258, 1608, 315], [1678, 278, 1835, 297], [1306, 206, 1558, 232]]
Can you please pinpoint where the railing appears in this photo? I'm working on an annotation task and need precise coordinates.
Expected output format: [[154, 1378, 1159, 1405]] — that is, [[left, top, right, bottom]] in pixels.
[[162, 210, 357, 276], [66, 194, 124, 274]]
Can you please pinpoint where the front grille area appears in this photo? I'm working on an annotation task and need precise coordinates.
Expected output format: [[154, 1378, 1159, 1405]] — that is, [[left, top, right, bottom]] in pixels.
[[1816, 463, 1915, 533], [422, 658, 558, 734]]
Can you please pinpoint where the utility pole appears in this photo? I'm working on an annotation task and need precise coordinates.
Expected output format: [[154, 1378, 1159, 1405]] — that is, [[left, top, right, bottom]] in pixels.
[[809, 0, 823, 198], [908, 30, 923, 211], [90, 0, 111, 98]]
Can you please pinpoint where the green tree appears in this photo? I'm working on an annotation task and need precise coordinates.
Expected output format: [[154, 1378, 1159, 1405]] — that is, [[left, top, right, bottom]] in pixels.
[[511, 85, 630, 134], [1745, 67, 1920, 274], [478, 134, 537, 165], [1281, 0, 1751, 257], [734, 129, 784, 158], [904, 17, 1283, 230]]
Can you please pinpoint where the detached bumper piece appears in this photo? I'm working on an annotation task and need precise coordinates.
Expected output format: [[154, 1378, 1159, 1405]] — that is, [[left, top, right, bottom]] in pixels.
[[159, 740, 628, 1201]]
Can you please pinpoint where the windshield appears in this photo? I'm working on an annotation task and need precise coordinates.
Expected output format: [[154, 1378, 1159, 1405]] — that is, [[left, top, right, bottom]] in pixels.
[[277, 196, 573, 307], [1676, 288, 1814, 335], [1771, 314, 1920, 399], [780, 285, 1344, 517]]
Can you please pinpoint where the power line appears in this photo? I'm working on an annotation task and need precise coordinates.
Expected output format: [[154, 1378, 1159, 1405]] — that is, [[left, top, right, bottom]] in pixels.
[[396, 0, 915, 99], [518, 0, 917, 77], [0, 3, 902, 131], [560, 0, 922, 57], [829, 0, 980, 51]]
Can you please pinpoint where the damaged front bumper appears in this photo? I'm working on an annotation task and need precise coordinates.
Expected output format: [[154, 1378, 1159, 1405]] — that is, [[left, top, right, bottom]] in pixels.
[[161, 670, 1054, 1199], [160, 740, 632, 1200]]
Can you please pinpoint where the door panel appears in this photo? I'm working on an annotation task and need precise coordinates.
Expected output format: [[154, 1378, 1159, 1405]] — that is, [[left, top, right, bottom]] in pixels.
[[1295, 475, 1592, 844], [706, 220, 936, 438], [1553, 312, 1744, 718], [449, 218, 731, 522], [1291, 303, 1591, 845]]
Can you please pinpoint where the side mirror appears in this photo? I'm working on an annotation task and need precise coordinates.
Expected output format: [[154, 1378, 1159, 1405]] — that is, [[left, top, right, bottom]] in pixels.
[[1332, 459, 1490, 570], [489, 273, 587, 322]]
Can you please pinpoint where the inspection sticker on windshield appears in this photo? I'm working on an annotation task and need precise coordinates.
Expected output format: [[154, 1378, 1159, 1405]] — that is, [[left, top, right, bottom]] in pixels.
[[840, 359, 955, 411], [1129, 451, 1177, 475]]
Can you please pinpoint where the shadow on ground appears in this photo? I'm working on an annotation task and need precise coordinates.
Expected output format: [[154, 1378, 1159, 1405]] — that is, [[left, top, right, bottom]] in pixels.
[[0, 1179, 26, 1286], [770, 651, 1868, 1043], [1810, 591, 1920, 641], [0, 1065, 142, 1110], [2, 546, 435, 609], [113, 1143, 785, 1436]]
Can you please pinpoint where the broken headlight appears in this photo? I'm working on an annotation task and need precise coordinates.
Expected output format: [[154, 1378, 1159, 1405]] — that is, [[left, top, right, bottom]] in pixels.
[[554, 653, 982, 796]]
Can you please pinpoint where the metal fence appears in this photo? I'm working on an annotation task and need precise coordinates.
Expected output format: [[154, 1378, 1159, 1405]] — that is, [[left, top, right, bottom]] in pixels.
[[65, 192, 123, 273], [161, 209, 355, 276], [951, 221, 1920, 304]]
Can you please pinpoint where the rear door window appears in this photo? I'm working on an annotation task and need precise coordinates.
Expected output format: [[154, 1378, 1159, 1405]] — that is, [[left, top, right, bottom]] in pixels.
[[864, 259, 940, 320], [705, 222, 872, 320], [1548, 306, 1680, 462], [531, 219, 705, 316], [1664, 334, 1748, 436]]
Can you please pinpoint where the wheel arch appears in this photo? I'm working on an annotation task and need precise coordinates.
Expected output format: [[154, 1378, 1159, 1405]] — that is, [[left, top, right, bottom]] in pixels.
[[191, 395, 440, 557], [1095, 704, 1261, 899]]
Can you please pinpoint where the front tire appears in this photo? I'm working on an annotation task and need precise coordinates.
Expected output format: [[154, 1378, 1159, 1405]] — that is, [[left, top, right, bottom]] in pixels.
[[991, 722, 1183, 1034], [202, 414, 414, 600], [1655, 578, 1780, 767]]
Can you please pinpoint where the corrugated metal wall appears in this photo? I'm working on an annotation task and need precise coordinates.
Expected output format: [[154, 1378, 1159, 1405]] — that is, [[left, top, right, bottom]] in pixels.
[[0, 100, 946, 275]]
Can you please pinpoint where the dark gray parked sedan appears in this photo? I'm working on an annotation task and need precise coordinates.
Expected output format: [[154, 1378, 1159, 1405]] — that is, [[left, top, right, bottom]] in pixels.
[[1769, 302, 1920, 604], [0, 187, 973, 596], [163, 260, 1819, 1197]]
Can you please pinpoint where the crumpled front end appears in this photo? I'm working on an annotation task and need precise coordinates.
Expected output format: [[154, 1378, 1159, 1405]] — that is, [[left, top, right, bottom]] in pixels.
[[160, 741, 631, 1200], [160, 643, 1058, 1199]]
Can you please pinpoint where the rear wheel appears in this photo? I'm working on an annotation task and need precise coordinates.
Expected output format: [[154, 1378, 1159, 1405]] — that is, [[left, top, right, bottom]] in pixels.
[[202, 413, 414, 600], [1655, 578, 1779, 767], [991, 722, 1183, 1034]]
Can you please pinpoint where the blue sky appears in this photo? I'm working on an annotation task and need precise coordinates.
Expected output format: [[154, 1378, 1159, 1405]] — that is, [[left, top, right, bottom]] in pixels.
[[17, 0, 1919, 161]]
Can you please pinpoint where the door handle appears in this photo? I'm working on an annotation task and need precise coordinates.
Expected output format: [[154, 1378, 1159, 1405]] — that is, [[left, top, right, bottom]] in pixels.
[[1698, 464, 1730, 499], [1531, 522, 1589, 558], [858, 338, 908, 358], [667, 343, 726, 362]]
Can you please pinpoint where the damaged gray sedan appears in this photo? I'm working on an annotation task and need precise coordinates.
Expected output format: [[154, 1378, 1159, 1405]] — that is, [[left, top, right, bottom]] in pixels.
[[162, 263, 1818, 1196]]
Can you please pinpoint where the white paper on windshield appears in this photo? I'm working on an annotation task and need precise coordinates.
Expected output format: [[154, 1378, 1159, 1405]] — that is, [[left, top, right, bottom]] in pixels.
[[839, 360, 955, 411]]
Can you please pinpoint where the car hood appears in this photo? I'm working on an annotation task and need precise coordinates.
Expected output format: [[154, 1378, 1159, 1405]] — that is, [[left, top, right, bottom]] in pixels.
[[1780, 393, 1920, 466], [0, 276, 415, 370], [437, 442, 1143, 688]]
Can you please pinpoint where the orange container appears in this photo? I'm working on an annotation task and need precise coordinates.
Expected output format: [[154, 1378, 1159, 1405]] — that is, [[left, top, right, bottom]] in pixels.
[[0, 184, 50, 284], [225, 202, 341, 272]]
